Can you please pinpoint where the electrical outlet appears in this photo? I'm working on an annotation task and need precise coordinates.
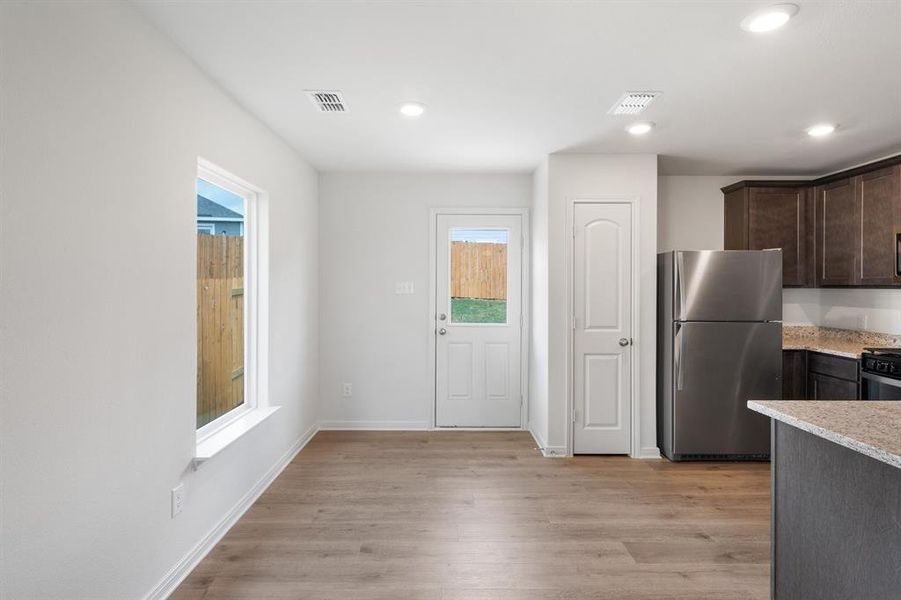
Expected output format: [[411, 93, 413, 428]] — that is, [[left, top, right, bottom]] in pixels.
[[395, 281, 414, 295], [342, 382, 353, 398], [171, 483, 185, 518], [857, 314, 869, 330]]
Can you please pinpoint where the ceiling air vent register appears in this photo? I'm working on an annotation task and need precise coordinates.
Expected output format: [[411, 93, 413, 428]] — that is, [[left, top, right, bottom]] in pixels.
[[306, 91, 347, 113], [608, 92, 661, 115]]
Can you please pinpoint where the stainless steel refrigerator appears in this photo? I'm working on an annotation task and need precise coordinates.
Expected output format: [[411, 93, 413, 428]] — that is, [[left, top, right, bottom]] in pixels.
[[657, 250, 782, 461]]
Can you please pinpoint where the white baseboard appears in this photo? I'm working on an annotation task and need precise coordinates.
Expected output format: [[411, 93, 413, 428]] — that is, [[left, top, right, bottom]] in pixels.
[[539, 445, 568, 457], [529, 427, 568, 457], [528, 425, 546, 450], [318, 420, 430, 430], [144, 422, 319, 600], [635, 446, 662, 459]]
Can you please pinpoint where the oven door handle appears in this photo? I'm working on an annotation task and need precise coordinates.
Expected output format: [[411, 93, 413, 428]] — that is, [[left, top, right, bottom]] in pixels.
[[861, 372, 901, 387]]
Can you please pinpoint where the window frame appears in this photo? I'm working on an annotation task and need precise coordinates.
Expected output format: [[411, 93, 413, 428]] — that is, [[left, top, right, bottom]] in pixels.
[[194, 158, 271, 453]]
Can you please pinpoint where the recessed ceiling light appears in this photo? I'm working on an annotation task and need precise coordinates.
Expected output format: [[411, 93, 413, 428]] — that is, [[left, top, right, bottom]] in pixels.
[[627, 122, 654, 136], [740, 3, 799, 33], [399, 102, 426, 118], [807, 123, 837, 137]]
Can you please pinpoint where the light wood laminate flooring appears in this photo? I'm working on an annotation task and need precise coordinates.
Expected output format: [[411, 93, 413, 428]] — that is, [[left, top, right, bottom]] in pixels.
[[173, 431, 770, 599]]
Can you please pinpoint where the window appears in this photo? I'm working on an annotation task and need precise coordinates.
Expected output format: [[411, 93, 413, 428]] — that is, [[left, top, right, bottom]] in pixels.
[[195, 160, 269, 450], [449, 228, 508, 324]]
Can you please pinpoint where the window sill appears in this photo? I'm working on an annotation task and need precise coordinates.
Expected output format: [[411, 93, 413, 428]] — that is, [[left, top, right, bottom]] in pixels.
[[194, 406, 279, 467]]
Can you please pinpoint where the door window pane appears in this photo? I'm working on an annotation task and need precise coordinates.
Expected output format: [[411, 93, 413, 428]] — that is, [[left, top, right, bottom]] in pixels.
[[449, 228, 508, 324], [196, 178, 245, 428]]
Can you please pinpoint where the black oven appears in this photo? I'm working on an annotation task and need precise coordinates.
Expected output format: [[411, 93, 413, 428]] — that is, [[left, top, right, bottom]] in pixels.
[[861, 349, 901, 400]]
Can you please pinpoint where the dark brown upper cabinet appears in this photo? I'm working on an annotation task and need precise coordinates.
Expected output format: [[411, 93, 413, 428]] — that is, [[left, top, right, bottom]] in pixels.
[[724, 185, 810, 287], [815, 178, 859, 286], [723, 154, 901, 289], [857, 166, 901, 286], [815, 166, 901, 287]]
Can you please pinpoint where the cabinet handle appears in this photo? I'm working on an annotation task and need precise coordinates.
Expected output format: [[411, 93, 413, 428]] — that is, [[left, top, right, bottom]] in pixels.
[[895, 229, 901, 277]]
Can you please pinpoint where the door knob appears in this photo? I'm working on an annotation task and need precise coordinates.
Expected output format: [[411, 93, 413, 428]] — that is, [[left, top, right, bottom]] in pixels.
[[439, 313, 447, 321], [619, 338, 630, 346], [438, 328, 447, 335]]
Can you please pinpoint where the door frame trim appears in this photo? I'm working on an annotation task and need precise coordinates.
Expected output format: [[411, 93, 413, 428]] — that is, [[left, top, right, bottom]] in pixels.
[[565, 197, 641, 457], [428, 207, 531, 430]]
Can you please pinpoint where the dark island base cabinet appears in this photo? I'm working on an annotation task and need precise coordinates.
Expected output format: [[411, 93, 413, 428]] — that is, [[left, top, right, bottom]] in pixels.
[[772, 422, 901, 599], [781, 350, 859, 400]]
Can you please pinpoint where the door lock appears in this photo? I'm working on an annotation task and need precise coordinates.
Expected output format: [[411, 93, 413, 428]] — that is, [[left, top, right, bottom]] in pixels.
[[619, 338, 631, 347], [439, 313, 447, 321]]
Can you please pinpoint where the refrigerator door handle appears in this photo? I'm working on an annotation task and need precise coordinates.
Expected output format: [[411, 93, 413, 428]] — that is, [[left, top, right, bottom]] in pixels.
[[674, 322, 684, 391], [675, 251, 684, 318]]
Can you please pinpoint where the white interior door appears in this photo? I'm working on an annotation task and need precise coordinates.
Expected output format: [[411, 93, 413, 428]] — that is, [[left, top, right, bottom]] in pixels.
[[572, 203, 633, 454], [436, 214, 522, 427]]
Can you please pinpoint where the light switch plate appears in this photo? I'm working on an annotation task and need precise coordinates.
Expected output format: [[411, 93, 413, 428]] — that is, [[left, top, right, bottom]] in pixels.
[[395, 281, 414, 295], [342, 382, 353, 397]]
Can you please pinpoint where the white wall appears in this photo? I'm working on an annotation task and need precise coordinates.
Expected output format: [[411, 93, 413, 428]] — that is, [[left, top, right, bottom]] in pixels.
[[781, 288, 822, 326], [529, 159, 550, 448], [318, 173, 531, 428], [784, 288, 901, 334], [659, 175, 900, 335], [0, 3, 319, 598], [657, 175, 809, 252], [657, 176, 732, 251], [542, 154, 659, 456]]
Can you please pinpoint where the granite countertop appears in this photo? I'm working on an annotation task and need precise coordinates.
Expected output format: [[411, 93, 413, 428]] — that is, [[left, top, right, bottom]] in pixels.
[[748, 400, 901, 469], [782, 326, 901, 359]]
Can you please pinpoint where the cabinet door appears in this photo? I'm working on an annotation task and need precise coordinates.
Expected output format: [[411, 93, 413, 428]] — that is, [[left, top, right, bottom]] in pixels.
[[858, 166, 901, 286], [807, 372, 859, 400], [782, 350, 807, 399], [816, 178, 859, 286], [723, 188, 748, 250], [748, 188, 809, 286]]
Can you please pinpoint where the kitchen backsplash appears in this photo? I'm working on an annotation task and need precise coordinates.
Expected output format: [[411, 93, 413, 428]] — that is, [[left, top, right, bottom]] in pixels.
[[783, 288, 901, 335]]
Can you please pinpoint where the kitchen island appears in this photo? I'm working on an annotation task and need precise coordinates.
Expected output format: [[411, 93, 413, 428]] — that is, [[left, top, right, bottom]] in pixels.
[[748, 400, 901, 600]]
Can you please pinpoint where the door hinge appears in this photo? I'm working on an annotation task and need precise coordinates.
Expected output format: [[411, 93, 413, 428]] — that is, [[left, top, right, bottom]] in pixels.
[[520, 235, 524, 248], [571, 315, 577, 330], [572, 409, 577, 424]]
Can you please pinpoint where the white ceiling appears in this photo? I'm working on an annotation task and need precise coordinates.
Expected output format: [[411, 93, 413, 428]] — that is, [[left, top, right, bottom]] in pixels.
[[135, 1, 901, 175]]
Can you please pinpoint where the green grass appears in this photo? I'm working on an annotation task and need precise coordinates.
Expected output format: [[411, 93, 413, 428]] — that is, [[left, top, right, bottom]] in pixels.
[[451, 298, 507, 323]]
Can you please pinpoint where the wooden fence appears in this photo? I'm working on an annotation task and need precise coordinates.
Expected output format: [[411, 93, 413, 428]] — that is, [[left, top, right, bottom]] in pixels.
[[197, 234, 244, 428], [451, 241, 507, 300]]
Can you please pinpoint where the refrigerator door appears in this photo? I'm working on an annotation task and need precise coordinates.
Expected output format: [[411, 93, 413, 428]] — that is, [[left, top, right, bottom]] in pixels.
[[675, 250, 782, 322], [672, 321, 781, 457]]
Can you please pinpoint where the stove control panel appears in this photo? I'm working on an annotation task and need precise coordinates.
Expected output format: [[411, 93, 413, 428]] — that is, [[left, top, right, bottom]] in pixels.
[[863, 356, 901, 376]]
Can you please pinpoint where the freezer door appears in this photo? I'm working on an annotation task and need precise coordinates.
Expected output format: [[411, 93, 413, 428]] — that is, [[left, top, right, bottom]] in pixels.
[[672, 321, 781, 457], [675, 250, 782, 322]]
